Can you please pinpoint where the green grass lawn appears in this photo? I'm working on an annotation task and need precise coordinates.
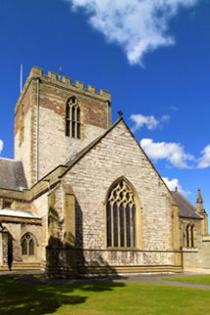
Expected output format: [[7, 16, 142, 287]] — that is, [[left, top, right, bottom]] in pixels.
[[1, 277, 210, 315], [167, 274, 210, 286]]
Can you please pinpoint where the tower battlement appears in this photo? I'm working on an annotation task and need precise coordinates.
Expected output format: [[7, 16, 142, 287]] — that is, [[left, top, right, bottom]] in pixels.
[[30, 66, 112, 97], [15, 66, 111, 114]]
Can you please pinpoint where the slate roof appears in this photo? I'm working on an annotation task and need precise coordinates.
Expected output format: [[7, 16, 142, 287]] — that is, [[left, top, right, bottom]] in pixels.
[[172, 191, 202, 220], [0, 159, 28, 190]]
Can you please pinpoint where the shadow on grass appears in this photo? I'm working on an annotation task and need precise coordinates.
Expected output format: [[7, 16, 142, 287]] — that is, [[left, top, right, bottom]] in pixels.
[[0, 275, 125, 315]]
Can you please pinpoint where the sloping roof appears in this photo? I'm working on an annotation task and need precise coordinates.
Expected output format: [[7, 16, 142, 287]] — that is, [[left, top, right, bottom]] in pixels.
[[171, 191, 202, 219], [0, 209, 38, 218], [64, 118, 123, 170], [0, 159, 28, 190]]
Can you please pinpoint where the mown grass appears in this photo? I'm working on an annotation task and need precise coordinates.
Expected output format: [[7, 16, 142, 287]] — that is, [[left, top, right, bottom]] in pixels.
[[167, 274, 210, 286], [1, 277, 210, 315]]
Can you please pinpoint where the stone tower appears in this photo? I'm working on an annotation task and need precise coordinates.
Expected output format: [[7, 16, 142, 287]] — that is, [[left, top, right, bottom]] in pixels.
[[14, 67, 112, 187]]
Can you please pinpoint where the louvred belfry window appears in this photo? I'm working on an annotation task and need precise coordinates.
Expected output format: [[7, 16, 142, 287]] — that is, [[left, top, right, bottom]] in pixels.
[[66, 96, 81, 139]]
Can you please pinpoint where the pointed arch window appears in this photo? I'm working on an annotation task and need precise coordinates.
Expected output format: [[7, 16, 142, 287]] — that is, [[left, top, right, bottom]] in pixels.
[[106, 179, 137, 248], [66, 96, 81, 139], [21, 233, 35, 256], [185, 224, 195, 248]]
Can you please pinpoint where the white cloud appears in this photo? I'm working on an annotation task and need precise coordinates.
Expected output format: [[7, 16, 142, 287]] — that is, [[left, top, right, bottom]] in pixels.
[[130, 114, 170, 132], [162, 176, 190, 196], [0, 140, 3, 155], [66, 0, 199, 65], [140, 138, 194, 168], [197, 145, 210, 169]]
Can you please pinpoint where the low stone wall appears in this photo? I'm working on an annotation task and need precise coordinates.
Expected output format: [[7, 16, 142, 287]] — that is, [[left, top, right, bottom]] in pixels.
[[183, 236, 210, 272]]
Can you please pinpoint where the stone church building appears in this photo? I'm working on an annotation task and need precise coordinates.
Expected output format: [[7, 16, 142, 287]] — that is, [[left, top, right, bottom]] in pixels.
[[0, 66, 210, 275]]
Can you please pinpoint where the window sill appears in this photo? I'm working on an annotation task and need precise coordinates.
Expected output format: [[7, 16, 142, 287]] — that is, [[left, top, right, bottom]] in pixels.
[[106, 247, 140, 251], [182, 247, 198, 253]]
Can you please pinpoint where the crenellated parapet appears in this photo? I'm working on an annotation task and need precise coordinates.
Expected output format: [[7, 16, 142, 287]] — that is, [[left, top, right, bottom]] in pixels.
[[15, 66, 111, 114], [31, 66, 111, 98]]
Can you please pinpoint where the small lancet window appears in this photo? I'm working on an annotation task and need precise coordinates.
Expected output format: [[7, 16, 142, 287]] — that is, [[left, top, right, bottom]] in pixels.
[[21, 233, 35, 256], [185, 225, 195, 248], [29, 239, 34, 255], [65, 96, 81, 139], [106, 179, 137, 249], [21, 238, 27, 255]]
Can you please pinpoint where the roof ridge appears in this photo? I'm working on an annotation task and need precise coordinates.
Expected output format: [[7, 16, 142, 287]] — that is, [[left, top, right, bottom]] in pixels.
[[63, 117, 123, 171]]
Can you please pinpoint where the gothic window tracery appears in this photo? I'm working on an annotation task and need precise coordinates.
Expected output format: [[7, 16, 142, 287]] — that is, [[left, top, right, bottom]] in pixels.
[[66, 96, 81, 139], [106, 179, 137, 248], [21, 233, 35, 256]]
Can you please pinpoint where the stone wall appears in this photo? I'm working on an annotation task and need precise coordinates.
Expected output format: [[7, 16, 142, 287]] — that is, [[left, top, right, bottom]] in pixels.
[[38, 104, 107, 180], [62, 120, 181, 268], [183, 236, 210, 272], [179, 217, 210, 272], [14, 84, 33, 187], [33, 191, 49, 265]]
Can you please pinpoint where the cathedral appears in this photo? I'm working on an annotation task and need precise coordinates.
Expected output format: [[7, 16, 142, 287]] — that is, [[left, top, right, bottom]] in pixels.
[[0, 66, 210, 275]]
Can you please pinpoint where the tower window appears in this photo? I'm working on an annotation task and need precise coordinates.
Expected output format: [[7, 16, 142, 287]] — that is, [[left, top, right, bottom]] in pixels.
[[66, 97, 81, 139]]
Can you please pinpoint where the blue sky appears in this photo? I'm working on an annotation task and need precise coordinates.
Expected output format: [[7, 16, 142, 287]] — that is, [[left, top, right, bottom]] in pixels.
[[0, 0, 210, 213]]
